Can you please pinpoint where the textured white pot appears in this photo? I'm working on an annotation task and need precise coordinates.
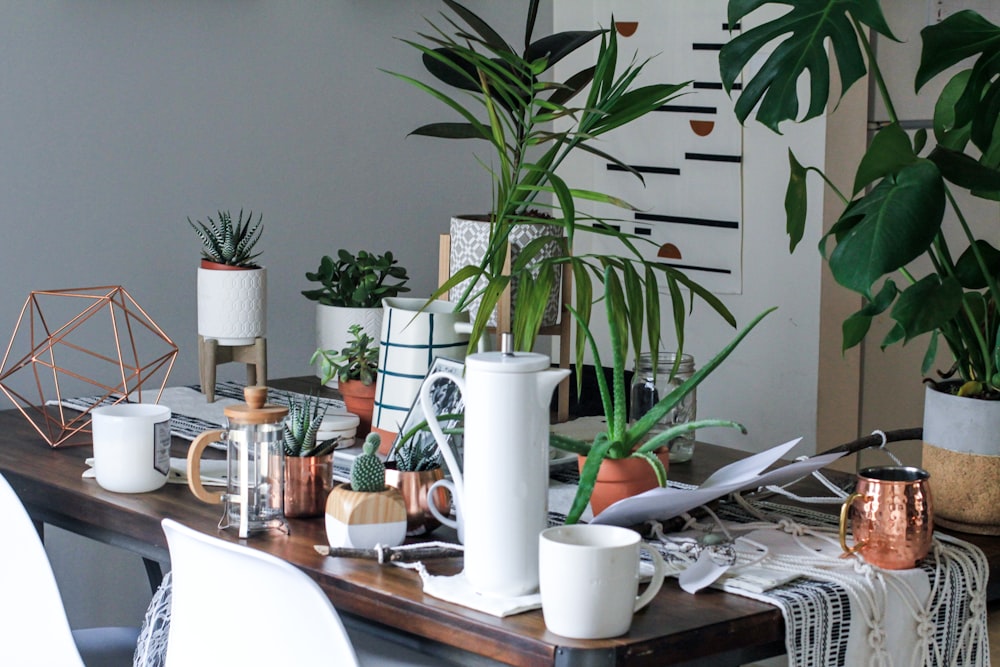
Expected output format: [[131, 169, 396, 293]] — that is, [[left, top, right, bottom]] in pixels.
[[449, 215, 564, 328], [315, 304, 383, 386], [196, 265, 266, 346], [922, 384, 1000, 534]]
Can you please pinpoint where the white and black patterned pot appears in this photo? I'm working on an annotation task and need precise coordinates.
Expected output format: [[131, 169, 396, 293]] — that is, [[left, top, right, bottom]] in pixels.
[[196, 262, 266, 346]]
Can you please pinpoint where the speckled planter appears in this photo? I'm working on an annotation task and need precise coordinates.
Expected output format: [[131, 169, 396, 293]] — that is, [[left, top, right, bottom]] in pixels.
[[922, 384, 1000, 535]]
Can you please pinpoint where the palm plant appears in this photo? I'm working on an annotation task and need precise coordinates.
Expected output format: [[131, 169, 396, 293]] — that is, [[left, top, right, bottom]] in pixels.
[[187, 210, 263, 268], [550, 267, 774, 524], [388, 0, 734, 359], [720, 3, 1000, 396]]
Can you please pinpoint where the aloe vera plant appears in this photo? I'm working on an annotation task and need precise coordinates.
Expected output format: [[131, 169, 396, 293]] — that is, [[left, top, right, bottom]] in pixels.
[[551, 266, 774, 524]]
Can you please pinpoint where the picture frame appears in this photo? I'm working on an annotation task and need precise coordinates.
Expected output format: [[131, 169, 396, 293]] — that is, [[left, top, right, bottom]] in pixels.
[[388, 356, 465, 470]]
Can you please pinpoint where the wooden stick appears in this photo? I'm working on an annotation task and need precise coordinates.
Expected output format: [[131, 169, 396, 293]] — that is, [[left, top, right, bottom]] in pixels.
[[314, 544, 463, 563]]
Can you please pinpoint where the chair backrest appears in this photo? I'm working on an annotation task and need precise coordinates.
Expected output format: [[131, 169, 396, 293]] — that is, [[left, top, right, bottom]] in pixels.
[[0, 472, 85, 666], [161, 518, 360, 666]]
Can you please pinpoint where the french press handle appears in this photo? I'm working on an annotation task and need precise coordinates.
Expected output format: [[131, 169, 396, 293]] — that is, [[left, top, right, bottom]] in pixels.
[[187, 429, 226, 504]]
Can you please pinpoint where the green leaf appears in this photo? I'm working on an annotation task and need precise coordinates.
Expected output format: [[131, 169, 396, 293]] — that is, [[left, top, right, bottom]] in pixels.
[[921, 330, 940, 375], [842, 279, 898, 350], [785, 149, 808, 251], [566, 433, 615, 525], [927, 145, 1000, 192], [955, 240, 1000, 289], [852, 123, 918, 195], [916, 11, 1000, 91], [890, 274, 964, 343], [721, 0, 896, 131], [826, 161, 946, 296]]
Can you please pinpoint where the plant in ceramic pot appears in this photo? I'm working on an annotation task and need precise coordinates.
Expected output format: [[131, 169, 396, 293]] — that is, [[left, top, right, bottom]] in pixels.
[[188, 210, 266, 346], [311, 324, 378, 438], [719, 2, 1000, 532], [282, 393, 337, 518], [389, 0, 725, 353], [551, 268, 775, 524], [326, 433, 407, 549], [385, 430, 449, 536], [303, 250, 409, 385]]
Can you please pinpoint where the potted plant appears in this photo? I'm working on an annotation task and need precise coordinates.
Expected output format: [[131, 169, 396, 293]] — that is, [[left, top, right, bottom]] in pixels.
[[389, 0, 723, 353], [550, 267, 774, 524], [385, 431, 448, 536], [302, 250, 409, 385], [188, 210, 266, 346], [325, 433, 407, 549], [719, 2, 1000, 532], [282, 393, 337, 518], [311, 324, 379, 439]]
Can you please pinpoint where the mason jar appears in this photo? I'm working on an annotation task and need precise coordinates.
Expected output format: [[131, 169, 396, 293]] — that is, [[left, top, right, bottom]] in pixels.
[[630, 352, 697, 463]]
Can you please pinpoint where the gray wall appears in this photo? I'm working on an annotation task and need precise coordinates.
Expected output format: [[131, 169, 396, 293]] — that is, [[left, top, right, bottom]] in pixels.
[[4, 0, 526, 628]]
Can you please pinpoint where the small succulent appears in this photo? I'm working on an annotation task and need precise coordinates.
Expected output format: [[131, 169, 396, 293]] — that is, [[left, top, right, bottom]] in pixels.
[[350, 433, 386, 492], [283, 393, 335, 457], [302, 249, 409, 308], [188, 209, 263, 268], [311, 324, 379, 386], [391, 432, 441, 473]]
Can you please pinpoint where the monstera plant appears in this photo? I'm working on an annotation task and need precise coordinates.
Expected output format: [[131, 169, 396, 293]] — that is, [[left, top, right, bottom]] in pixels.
[[720, 2, 1000, 395]]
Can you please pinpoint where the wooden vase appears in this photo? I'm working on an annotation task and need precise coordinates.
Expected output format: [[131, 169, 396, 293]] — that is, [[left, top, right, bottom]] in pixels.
[[580, 450, 670, 517], [325, 483, 407, 549], [283, 453, 333, 519], [384, 466, 450, 536], [339, 379, 376, 437]]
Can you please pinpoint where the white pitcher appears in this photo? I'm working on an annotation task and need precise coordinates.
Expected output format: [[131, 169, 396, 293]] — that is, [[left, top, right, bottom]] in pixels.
[[421, 335, 570, 597]]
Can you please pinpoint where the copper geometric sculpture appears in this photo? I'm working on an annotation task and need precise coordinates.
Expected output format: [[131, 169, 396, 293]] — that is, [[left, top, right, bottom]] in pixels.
[[0, 286, 178, 447]]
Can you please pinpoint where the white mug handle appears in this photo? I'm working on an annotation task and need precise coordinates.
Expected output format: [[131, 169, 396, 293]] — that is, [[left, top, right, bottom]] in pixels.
[[427, 478, 457, 529], [634, 544, 666, 612], [453, 321, 488, 353]]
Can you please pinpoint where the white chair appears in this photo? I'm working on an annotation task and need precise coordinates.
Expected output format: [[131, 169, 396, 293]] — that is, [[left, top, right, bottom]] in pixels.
[[0, 471, 139, 667], [161, 519, 478, 667]]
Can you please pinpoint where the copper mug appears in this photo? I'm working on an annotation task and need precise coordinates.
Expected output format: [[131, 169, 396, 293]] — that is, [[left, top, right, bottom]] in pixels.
[[839, 466, 933, 569]]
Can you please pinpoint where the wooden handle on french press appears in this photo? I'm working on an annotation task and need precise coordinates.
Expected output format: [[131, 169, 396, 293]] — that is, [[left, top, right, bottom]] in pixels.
[[187, 429, 225, 504]]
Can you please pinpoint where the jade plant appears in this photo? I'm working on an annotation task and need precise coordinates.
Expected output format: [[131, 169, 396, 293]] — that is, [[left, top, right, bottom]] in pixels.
[[720, 3, 1000, 397], [302, 250, 410, 308], [310, 324, 379, 386], [351, 434, 387, 491], [283, 394, 336, 458], [550, 268, 774, 524], [188, 210, 263, 268]]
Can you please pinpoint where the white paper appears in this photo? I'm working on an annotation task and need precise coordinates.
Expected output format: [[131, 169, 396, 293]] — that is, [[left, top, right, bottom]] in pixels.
[[590, 439, 847, 527]]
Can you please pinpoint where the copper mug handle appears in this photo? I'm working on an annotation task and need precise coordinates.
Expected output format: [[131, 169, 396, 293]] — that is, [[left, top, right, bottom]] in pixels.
[[838, 492, 867, 556]]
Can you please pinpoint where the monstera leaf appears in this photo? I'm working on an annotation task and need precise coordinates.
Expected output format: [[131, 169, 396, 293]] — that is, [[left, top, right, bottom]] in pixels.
[[720, 0, 896, 131]]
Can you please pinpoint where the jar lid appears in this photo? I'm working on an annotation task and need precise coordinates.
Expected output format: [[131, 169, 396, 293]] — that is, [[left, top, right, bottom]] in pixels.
[[223, 386, 288, 424]]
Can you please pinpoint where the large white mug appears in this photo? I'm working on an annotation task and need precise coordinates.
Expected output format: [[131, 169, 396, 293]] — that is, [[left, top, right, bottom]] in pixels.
[[91, 404, 172, 493], [539, 524, 665, 639]]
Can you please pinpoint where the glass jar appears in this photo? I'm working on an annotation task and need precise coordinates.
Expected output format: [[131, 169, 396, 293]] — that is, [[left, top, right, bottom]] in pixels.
[[630, 352, 697, 463]]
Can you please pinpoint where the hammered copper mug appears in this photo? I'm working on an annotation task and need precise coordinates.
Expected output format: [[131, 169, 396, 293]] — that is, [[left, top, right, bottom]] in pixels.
[[839, 466, 934, 569]]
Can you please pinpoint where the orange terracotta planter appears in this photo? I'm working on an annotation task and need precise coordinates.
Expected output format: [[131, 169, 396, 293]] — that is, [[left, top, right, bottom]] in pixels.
[[339, 379, 376, 437], [579, 450, 670, 517]]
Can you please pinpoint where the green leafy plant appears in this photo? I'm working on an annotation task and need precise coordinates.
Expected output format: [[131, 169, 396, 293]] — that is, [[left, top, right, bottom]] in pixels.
[[351, 433, 387, 492], [310, 324, 379, 386], [302, 250, 410, 308], [390, 431, 443, 472], [188, 210, 263, 268], [551, 267, 774, 524], [720, 3, 1000, 397], [283, 393, 335, 458], [388, 0, 733, 357]]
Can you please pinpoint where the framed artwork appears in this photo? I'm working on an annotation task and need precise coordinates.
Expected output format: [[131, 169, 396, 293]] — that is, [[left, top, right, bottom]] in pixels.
[[389, 357, 465, 471]]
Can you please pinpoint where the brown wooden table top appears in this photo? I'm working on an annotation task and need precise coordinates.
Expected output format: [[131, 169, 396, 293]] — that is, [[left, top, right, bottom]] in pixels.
[[1, 377, 996, 667]]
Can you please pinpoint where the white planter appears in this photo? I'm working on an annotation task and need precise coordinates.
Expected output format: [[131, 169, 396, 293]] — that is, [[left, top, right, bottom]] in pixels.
[[196, 266, 266, 346], [315, 304, 383, 386], [922, 384, 1000, 534], [449, 215, 564, 328]]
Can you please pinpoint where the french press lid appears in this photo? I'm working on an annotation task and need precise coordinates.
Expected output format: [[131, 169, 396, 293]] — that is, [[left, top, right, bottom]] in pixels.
[[223, 386, 288, 425]]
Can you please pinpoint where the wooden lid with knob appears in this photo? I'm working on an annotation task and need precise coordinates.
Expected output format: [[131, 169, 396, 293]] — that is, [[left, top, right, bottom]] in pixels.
[[222, 386, 288, 424]]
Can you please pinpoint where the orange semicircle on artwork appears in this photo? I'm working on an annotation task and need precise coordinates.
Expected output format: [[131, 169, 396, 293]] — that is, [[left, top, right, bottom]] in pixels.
[[658, 243, 682, 260], [615, 21, 638, 37], [690, 120, 715, 136]]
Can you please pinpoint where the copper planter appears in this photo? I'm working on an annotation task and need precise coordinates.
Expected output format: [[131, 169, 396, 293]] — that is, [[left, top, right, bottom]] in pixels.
[[384, 466, 450, 536], [284, 453, 334, 518]]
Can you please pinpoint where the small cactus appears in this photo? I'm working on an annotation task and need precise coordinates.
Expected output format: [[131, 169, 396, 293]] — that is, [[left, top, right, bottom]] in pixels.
[[350, 433, 385, 492]]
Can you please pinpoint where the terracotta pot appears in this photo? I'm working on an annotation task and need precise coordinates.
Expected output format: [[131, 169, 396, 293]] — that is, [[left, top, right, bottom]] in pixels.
[[922, 383, 1000, 535], [339, 379, 376, 437], [579, 450, 670, 517], [384, 465, 450, 536], [283, 453, 333, 518], [370, 426, 398, 456], [325, 483, 407, 549]]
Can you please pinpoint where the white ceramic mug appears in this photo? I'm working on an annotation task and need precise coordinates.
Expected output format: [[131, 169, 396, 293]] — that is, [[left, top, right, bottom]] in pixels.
[[91, 404, 172, 493], [539, 524, 665, 639]]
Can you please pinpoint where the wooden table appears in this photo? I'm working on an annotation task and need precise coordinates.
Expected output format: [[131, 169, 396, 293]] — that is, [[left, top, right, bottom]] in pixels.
[[2, 378, 997, 667]]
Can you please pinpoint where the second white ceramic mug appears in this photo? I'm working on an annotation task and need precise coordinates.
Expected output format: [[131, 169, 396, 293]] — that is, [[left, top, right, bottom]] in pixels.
[[539, 524, 665, 639], [91, 403, 172, 493]]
